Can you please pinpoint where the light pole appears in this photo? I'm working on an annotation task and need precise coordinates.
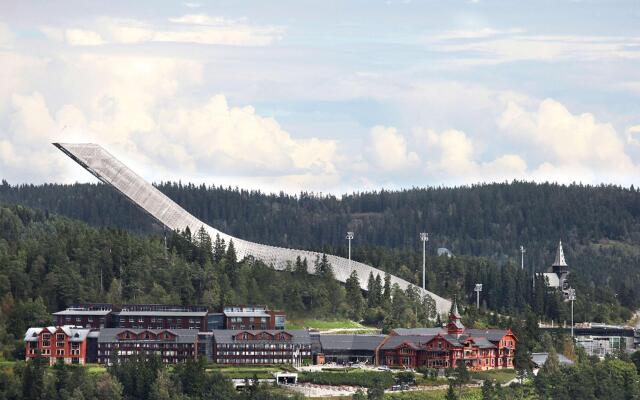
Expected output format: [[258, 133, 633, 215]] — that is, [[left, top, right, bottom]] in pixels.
[[420, 233, 429, 290], [346, 232, 354, 273], [520, 245, 526, 270], [567, 288, 576, 337], [474, 284, 483, 310]]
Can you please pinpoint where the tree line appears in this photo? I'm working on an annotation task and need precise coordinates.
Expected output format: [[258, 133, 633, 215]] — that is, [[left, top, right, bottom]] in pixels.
[[0, 355, 298, 400], [0, 203, 438, 360], [1, 180, 639, 317]]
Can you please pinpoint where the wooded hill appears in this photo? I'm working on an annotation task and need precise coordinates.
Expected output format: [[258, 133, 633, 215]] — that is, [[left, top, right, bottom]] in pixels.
[[0, 180, 639, 323]]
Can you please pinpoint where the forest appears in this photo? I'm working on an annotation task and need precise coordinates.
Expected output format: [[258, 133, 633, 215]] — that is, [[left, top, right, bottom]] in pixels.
[[0, 180, 638, 321], [0, 188, 639, 398]]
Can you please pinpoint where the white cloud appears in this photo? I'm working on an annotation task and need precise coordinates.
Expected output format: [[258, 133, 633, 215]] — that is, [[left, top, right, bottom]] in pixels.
[[0, 52, 338, 190], [628, 125, 640, 146], [430, 32, 640, 66], [41, 15, 283, 47], [432, 28, 524, 41], [153, 94, 338, 176], [0, 23, 14, 48], [418, 128, 527, 182], [498, 98, 639, 182], [365, 126, 419, 172], [65, 29, 106, 46]]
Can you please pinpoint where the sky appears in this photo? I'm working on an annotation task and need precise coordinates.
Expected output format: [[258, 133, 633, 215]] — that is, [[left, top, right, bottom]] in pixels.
[[1, 0, 640, 194]]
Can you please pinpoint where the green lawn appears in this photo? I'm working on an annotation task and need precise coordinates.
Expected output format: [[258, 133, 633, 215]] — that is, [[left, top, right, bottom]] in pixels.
[[206, 365, 288, 379], [471, 368, 517, 384], [385, 388, 481, 399], [85, 364, 107, 374], [285, 319, 373, 330], [0, 360, 16, 369]]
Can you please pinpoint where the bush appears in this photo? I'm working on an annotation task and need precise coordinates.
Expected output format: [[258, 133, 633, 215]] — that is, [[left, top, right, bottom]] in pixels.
[[395, 371, 416, 385], [416, 367, 438, 380], [298, 371, 395, 388]]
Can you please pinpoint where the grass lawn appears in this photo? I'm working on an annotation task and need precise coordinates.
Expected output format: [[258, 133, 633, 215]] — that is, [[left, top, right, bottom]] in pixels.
[[0, 360, 16, 369], [385, 388, 481, 399], [206, 365, 288, 379], [471, 368, 517, 384], [285, 319, 373, 331], [85, 364, 107, 374]]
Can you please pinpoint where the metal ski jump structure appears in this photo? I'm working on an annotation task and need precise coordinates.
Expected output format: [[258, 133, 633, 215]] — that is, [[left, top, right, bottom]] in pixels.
[[54, 143, 452, 314]]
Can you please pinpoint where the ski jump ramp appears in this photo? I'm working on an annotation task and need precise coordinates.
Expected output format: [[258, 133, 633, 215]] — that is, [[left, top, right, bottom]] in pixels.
[[54, 143, 451, 314]]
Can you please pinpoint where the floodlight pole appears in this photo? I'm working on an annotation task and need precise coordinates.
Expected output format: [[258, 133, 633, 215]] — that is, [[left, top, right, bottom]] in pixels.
[[420, 233, 429, 290], [474, 284, 483, 310], [568, 288, 576, 337], [346, 232, 354, 273]]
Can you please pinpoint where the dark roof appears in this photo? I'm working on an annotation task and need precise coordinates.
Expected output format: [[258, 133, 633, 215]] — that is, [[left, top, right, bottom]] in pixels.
[[381, 335, 436, 350], [53, 310, 112, 316], [531, 352, 573, 367], [211, 330, 311, 345], [97, 328, 199, 344], [319, 334, 386, 351], [467, 337, 496, 349], [117, 310, 207, 317], [224, 311, 270, 318], [392, 328, 444, 336], [465, 329, 509, 342], [450, 320, 465, 330]]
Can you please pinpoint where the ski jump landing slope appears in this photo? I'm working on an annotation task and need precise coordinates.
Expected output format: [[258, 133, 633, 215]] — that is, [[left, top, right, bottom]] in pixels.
[[54, 143, 451, 314]]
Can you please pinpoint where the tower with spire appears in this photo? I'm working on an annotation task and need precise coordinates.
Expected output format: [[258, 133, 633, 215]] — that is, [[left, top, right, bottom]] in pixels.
[[542, 240, 570, 289], [446, 296, 465, 336]]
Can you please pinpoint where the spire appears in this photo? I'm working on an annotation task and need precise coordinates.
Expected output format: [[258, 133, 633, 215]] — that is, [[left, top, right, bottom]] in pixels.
[[447, 296, 465, 335], [449, 296, 461, 319], [552, 240, 568, 267]]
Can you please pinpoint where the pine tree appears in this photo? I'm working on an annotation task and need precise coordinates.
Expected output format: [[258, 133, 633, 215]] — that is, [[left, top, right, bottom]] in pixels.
[[445, 383, 458, 400], [367, 272, 376, 307], [382, 273, 392, 305], [225, 239, 237, 268], [345, 271, 365, 320], [212, 234, 226, 263]]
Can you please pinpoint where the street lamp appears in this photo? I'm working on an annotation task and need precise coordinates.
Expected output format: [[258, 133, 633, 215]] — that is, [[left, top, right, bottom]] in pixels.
[[519, 245, 526, 270], [420, 233, 429, 290], [346, 232, 354, 273], [474, 284, 483, 310], [567, 288, 576, 337]]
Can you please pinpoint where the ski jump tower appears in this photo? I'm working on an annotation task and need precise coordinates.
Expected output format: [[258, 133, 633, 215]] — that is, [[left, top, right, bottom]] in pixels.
[[54, 143, 452, 314]]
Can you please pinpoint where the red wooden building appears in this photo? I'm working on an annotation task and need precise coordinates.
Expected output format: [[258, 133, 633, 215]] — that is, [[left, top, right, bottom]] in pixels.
[[378, 299, 516, 371], [24, 326, 92, 365]]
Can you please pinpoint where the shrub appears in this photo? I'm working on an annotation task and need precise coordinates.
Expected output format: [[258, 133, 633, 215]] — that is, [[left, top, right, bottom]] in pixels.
[[298, 371, 395, 388]]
